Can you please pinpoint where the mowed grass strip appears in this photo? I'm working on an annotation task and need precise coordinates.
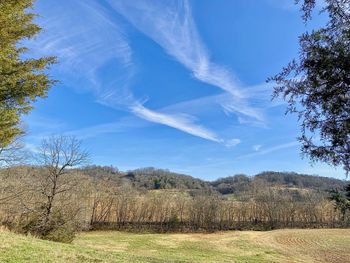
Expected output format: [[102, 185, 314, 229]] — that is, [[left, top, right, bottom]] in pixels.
[[1, 229, 349, 263], [256, 229, 350, 263]]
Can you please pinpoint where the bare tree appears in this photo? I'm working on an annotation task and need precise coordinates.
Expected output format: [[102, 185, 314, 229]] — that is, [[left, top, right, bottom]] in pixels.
[[35, 135, 89, 235]]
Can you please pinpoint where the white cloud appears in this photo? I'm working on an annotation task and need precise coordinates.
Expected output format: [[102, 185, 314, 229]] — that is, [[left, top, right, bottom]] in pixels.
[[65, 117, 145, 140], [253, 145, 263, 151], [161, 85, 273, 127], [225, 139, 241, 148], [130, 103, 220, 142], [28, 0, 133, 97], [259, 141, 299, 154], [238, 141, 299, 159]]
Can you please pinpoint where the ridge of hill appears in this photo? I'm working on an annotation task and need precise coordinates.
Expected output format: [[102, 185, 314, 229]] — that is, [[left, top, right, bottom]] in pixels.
[[80, 166, 348, 194]]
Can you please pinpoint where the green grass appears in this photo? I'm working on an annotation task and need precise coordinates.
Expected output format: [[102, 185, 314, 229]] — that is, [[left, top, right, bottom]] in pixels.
[[1, 229, 349, 263]]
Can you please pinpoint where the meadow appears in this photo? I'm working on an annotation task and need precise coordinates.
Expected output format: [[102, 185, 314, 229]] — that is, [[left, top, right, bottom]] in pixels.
[[1, 229, 349, 263]]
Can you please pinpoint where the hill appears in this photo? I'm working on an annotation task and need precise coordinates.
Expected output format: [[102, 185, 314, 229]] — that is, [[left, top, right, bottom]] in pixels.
[[211, 171, 347, 195], [80, 166, 348, 195], [123, 167, 212, 191]]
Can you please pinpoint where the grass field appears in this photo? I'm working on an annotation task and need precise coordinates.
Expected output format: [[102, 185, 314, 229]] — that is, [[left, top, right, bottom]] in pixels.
[[0, 229, 349, 263]]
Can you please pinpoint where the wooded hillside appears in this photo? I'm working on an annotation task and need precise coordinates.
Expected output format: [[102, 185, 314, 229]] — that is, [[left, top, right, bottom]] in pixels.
[[80, 165, 347, 194]]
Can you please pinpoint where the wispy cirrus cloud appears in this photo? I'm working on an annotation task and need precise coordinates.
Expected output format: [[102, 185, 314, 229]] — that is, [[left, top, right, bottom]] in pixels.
[[27, 0, 224, 143], [238, 141, 299, 159], [108, 0, 264, 123], [131, 103, 221, 142], [108, 0, 241, 96], [160, 84, 276, 128], [253, 144, 263, 152], [65, 117, 143, 140], [225, 139, 241, 148], [28, 0, 133, 97]]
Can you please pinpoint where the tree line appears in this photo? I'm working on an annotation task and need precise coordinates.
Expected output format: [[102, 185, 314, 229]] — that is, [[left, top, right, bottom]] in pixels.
[[0, 136, 349, 243]]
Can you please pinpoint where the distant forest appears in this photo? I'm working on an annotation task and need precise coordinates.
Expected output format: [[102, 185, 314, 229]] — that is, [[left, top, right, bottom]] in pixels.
[[84, 165, 347, 194]]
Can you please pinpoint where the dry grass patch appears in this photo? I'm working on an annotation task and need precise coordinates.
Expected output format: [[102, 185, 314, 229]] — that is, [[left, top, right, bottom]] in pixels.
[[256, 229, 350, 263], [1, 229, 349, 262]]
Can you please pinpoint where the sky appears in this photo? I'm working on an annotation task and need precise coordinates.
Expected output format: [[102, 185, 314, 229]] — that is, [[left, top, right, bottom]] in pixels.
[[23, 0, 346, 180]]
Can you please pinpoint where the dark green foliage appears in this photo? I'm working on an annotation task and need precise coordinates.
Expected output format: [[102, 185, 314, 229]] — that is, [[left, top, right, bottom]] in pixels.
[[40, 210, 76, 243], [44, 226, 75, 243], [167, 214, 180, 230], [153, 179, 161, 189], [124, 167, 212, 191], [0, 0, 56, 148], [269, 0, 350, 174], [210, 174, 251, 195], [346, 183, 350, 199], [15, 209, 76, 243], [329, 183, 350, 220]]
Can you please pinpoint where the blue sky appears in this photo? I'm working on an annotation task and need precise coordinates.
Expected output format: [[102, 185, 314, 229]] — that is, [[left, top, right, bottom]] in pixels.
[[23, 0, 345, 180]]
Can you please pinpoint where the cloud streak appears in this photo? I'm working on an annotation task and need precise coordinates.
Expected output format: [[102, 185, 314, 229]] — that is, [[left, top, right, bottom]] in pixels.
[[108, 0, 241, 96], [238, 141, 299, 159], [108, 0, 264, 122], [28, 0, 133, 97], [131, 103, 220, 142]]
